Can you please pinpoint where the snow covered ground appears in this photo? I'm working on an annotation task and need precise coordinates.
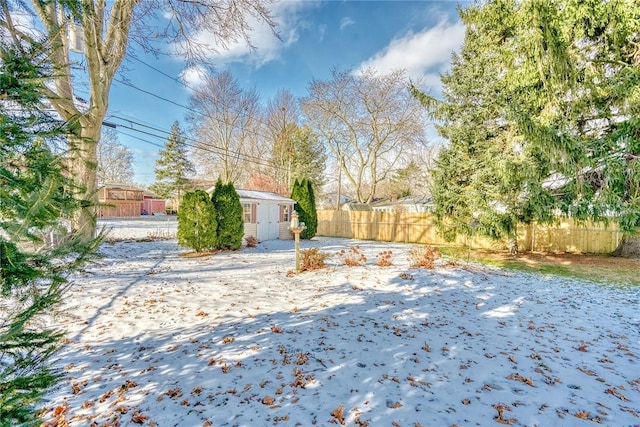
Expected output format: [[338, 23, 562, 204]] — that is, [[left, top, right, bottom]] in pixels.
[[42, 219, 640, 426]]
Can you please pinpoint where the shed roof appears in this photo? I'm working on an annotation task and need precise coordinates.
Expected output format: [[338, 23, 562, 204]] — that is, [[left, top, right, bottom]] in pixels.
[[238, 189, 295, 203], [205, 187, 295, 204], [372, 195, 434, 207]]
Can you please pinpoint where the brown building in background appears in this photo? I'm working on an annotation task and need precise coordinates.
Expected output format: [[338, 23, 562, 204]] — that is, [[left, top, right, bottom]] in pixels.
[[98, 184, 165, 217]]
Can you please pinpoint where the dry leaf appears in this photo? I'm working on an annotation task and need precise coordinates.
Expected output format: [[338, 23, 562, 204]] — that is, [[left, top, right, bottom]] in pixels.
[[131, 410, 148, 424], [331, 405, 346, 425], [165, 387, 182, 398], [605, 387, 629, 401], [574, 411, 590, 420]]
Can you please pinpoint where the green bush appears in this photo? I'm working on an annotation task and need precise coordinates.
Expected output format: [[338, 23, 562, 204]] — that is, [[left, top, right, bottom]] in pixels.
[[211, 180, 244, 250], [177, 190, 217, 252], [291, 178, 317, 239]]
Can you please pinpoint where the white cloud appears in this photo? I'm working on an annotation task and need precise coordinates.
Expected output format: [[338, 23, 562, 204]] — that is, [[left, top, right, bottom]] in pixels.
[[357, 19, 466, 93], [180, 65, 208, 88], [185, 1, 315, 69], [340, 17, 355, 31]]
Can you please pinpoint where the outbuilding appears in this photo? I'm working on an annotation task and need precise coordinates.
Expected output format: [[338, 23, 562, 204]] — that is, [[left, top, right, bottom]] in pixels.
[[206, 188, 296, 242], [98, 183, 144, 217]]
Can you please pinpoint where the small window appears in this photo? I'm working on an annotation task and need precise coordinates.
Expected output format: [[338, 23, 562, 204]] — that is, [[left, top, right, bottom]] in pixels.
[[280, 205, 290, 223], [242, 203, 252, 223]]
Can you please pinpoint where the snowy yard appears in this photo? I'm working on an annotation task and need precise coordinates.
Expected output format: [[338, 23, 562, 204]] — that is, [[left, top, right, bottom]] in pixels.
[[42, 219, 640, 426]]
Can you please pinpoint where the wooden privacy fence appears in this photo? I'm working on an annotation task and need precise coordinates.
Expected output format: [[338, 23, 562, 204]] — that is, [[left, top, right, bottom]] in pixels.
[[317, 210, 623, 254]]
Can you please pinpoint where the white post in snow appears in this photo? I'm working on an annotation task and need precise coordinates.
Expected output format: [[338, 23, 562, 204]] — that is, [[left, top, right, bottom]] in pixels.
[[289, 210, 306, 272]]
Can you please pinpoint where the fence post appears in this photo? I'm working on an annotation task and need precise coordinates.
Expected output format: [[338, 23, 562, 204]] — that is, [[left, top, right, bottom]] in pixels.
[[531, 224, 536, 252]]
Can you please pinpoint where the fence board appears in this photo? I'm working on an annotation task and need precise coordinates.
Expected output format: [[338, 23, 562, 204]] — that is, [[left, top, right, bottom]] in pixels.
[[317, 210, 621, 254]]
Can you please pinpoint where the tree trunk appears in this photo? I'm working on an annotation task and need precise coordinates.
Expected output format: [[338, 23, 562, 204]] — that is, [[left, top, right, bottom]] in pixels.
[[68, 121, 101, 239], [613, 235, 640, 258]]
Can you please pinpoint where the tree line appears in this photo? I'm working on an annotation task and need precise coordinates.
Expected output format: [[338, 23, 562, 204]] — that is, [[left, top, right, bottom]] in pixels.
[[132, 67, 431, 212]]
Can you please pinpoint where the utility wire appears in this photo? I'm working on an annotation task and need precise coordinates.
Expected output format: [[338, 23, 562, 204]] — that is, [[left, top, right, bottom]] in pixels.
[[130, 56, 189, 89], [110, 114, 278, 166], [113, 77, 196, 114], [111, 77, 281, 146], [111, 116, 283, 171], [115, 56, 286, 135]]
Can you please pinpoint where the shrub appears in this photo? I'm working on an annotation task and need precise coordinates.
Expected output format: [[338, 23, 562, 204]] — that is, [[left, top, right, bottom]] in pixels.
[[300, 247, 331, 271], [291, 178, 317, 239], [177, 190, 217, 252], [337, 246, 367, 267], [409, 245, 441, 269], [245, 235, 258, 248], [211, 180, 244, 250], [376, 250, 393, 267]]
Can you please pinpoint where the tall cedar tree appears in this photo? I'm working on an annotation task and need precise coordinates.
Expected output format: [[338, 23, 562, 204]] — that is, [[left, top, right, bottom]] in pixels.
[[177, 191, 217, 252], [211, 180, 244, 250], [291, 179, 317, 239], [414, 0, 640, 256], [149, 121, 195, 209], [505, 0, 640, 256], [413, 1, 557, 253], [0, 45, 100, 425]]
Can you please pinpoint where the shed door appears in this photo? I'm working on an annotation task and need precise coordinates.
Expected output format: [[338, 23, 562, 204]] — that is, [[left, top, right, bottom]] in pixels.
[[257, 203, 279, 241]]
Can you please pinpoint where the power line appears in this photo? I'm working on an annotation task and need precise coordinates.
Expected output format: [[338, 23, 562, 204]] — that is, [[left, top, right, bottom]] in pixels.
[[110, 116, 283, 171], [114, 57, 286, 136], [111, 114, 277, 166], [111, 77, 281, 146], [130, 56, 189, 89], [113, 77, 196, 114]]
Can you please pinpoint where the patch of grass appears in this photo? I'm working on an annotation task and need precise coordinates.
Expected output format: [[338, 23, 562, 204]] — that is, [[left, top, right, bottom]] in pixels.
[[439, 246, 640, 286]]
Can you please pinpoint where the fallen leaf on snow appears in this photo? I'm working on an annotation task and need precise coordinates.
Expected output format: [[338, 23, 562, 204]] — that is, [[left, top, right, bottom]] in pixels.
[[262, 395, 275, 405], [330, 405, 346, 424]]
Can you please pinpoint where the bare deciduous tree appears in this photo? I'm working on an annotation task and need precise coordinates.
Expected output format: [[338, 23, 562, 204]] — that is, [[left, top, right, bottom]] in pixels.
[[302, 68, 428, 204], [97, 128, 135, 184], [187, 70, 261, 184], [0, 0, 276, 238]]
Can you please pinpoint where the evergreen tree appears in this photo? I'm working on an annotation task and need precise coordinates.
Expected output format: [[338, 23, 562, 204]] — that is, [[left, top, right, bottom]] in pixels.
[[304, 179, 318, 239], [0, 44, 100, 424], [149, 121, 195, 209], [271, 124, 326, 193], [177, 191, 217, 252], [211, 180, 244, 250], [290, 126, 327, 194], [503, 0, 640, 256], [291, 179, 317, 239], [413, 1, 557, 253]]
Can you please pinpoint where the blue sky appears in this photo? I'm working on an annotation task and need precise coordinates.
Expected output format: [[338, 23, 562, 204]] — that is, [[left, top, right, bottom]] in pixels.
[[103, 1, 469, 185]]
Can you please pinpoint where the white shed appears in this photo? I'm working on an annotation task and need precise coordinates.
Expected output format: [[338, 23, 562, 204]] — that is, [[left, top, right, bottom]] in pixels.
[[206, 187, 296, 242]]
